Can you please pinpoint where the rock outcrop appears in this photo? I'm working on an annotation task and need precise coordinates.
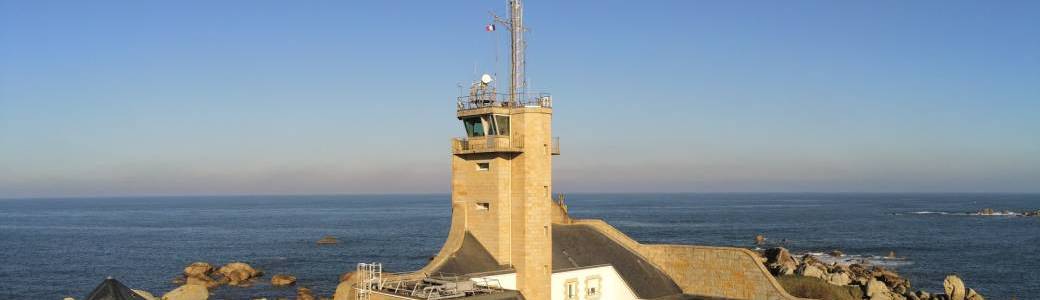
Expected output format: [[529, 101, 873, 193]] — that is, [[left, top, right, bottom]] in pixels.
[[764, 247, 798, 275], [181, 262, 221, 289], [161, 284, 208, 300], [944, 275, 966, 300], [132, 289, 159, 300], [296, 287, 316, 300], [760, 248, 985, 300], [218, 262, 262, 286], [317, 235, 338, 245], [271, 274, 297, 287]]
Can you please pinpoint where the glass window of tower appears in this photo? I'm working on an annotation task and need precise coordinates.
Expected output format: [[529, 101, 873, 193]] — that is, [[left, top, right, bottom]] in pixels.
[[463, 117, 484, 137], [494, 115, 510, 135]]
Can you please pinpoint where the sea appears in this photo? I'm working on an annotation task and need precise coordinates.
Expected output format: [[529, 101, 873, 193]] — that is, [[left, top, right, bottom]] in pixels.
[[0, 193, 1037, 300]]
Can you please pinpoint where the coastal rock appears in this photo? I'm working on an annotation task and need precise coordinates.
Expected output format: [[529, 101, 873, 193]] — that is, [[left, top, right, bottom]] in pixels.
[[965, 288, 984, 300], [825, 271, 852, 286], [865, 278, 906, 300], [184, 262, 214, 277], [218, 262, 262, 286], [297, 287, 316, 300], [271, 274, 297, 287], [317, 235, 338, 245], [829, 250, 844, 257], [133, 289, 159, 300], [333, 281, 352, 300], [161, 284, 208, 300], [755, 234, 766, 245], [796, 263, 826, 279], [339, 272, 354, 283], [943, 275, 966, 300], [764, 247, 798, 275], [185, 275, 221, 289], [879, 270, 910, 293]]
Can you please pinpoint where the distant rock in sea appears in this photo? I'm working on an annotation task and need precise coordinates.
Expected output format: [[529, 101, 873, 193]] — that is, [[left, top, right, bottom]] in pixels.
[[317, 235, 338, 245]]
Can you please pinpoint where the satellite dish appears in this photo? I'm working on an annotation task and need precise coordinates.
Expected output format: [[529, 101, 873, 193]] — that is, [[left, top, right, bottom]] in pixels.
[[480, 74, 494, 84]]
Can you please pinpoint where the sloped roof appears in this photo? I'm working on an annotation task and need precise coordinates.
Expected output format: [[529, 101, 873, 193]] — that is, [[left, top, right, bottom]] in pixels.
[[431, 225, 684, 299], [84, 277, 148, 300], [552, 224, 683, 299], [433, 232, 511, 275]]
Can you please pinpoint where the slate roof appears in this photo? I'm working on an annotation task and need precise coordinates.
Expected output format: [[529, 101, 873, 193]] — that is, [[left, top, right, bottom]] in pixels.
[[431, 224, 684, 299]]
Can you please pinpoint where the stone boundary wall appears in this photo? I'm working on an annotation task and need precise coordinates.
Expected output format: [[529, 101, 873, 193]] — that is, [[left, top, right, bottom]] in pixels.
[[569, 219, 810, 300]]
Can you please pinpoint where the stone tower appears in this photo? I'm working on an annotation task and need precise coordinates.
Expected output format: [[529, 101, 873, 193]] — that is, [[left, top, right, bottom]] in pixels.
[[451, 92, 556, 299]]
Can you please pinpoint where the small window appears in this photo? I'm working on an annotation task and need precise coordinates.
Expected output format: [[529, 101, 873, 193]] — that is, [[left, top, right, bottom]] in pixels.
[[564, 279, 578, 300], [476, 162, 490, 171], [475, 202, 490, 211], [586, 277, 602, 299]]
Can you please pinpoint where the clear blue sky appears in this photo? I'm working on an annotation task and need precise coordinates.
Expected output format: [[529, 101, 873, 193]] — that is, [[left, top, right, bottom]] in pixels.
[[1, 0, 1038, 198]]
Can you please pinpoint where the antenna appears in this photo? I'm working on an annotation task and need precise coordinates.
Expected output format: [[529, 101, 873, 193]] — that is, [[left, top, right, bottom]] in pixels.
[[509, 0, 524, 105]]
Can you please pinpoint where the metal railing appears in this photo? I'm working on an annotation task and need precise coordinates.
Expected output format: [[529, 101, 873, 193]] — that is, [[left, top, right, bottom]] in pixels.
[[452, 135, 524, 153], [456, 92, 552, 111]]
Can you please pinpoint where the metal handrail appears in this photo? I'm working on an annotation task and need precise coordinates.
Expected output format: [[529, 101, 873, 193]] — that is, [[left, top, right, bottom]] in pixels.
[[457, 92, 552, 110], [452, 135, 524, 153]]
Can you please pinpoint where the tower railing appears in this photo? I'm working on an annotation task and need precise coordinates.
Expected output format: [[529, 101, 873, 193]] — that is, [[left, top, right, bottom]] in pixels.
[[452, 135, 524, 154], [456, 92, 551, 111]]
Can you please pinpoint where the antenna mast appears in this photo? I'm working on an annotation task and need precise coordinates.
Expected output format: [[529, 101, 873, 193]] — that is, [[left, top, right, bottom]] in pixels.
[[509, 0, 524, 104]]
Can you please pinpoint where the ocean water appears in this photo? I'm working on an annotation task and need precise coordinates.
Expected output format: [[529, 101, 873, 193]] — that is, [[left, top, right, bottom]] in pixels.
[[0, 193, 1037, 300]]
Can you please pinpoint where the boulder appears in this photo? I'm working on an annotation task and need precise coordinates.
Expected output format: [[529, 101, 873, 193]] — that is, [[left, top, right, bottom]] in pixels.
[[133, 289, 159, 300], [801, 254, 823, 267], [755, 235, 766, 245], [829, 250, 845, 257], [271, 274, 297, 287], [825, 272, 853, 286], [879, 270, 910, 293], [965, 288, 984, 300], [183, 262, 214, 278], [943, 275, 966, 300], [333, 281, 353, 300], [161, 284, 208, 300], [915, 290, 931, 300], [297, 287, 316, 300], [317, 235, 338, 245], [796, 263, 826, 279], [866, 278, 892, 300], [339, 272, 354, 283], [218, 262, 262, 286], [185, 275, 221, 289], [764, 247, 798, 275]]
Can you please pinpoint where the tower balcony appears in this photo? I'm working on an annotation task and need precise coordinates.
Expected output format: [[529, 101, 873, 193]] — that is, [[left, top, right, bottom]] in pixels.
[[451, 135, 560, 155], [456, 92, 552, 112], [452, 135, 524, 154]]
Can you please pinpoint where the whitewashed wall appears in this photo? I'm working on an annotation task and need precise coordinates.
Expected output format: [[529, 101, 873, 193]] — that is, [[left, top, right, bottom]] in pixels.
[[470, 265, 639, 300]]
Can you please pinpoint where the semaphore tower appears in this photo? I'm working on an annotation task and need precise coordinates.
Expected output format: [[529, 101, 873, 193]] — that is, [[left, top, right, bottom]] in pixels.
[[450, 1, 557, 299], [345, 2, 807, 300]]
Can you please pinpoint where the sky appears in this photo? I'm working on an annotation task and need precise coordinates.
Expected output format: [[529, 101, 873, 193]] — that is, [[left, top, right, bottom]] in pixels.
[[1, 1, 1038, 198]]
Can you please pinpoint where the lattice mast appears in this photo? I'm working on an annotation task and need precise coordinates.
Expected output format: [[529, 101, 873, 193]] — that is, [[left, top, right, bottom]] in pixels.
[[508, 0, 525, 105]]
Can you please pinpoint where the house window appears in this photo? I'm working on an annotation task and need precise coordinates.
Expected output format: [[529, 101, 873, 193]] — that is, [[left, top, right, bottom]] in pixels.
[[564, 279, 578, 300], [475, 202, 490, 211], [476, 162, 490, 171], [586, 276, 602, 299]]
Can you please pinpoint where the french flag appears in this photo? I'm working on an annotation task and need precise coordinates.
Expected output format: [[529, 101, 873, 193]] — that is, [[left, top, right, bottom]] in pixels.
[[486, 24, 496, 32]]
